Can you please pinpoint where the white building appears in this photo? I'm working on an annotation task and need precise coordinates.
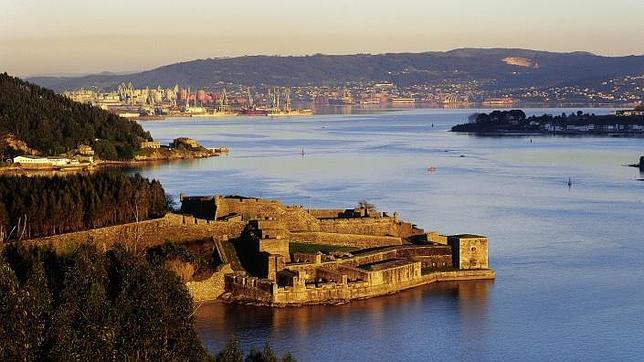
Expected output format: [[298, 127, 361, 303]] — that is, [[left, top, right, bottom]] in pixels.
[[13, 156, 71, 168]]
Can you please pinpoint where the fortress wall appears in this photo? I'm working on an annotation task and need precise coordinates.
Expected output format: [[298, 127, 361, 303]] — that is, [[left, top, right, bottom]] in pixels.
[[315, 218, 423, 239], [224, 274, 276, 304], [395, 245, 453, 256], [259, 239, 290, 260], [395, 245, 453, 268], [26, 213, 246, 253], [308, 209, 346, 219], [449, 236, 489, 270], [314, 267, 346, 283], [372, 262, 421, 286], [341, 250, 399, 268], [291, 253, 321, 264], [236, 269, 496, 306], [287, 245, 452, 274], [411, 255, 452, 268], [215, 196, 285, 220], [280, 208, 321, 231], [187, 264, 233, 302], [180, 197, 217, 220], [288, 231, 402, 248], [317, 218, 400, 236], [337, 265, 372, 282]]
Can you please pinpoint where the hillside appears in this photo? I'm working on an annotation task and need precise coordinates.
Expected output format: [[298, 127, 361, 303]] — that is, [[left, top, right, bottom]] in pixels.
[[0, 73, 151, 160], [28, 49, 644, 91]]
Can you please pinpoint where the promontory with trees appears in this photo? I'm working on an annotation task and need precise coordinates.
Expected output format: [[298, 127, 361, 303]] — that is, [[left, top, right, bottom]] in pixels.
[[0, 172, 295, 360], [0, 73, 226, 166], [451, 107, 644, 135]]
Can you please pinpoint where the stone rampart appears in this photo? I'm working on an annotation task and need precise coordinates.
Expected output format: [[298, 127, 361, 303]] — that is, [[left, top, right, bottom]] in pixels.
[[282, 244, 453, 278], [317, 218, 401, 236], [289, 231, 402, 248], [224, 273, 276, 304], [308, 209, 346, 219], [26, 213, 246, 253], [186, 264, 233, 302], [222, 268, 495, 306], [215, 196, 284, 220]]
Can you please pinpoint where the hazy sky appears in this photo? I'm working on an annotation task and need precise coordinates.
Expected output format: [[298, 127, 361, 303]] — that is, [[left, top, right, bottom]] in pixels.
[[1, 0, 643, 76]]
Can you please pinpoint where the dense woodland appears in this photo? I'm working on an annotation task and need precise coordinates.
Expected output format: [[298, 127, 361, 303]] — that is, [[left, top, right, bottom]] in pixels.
[[0, 173, 168, 240], [0, 243, 296, 361], [0, 243, 208, 360], [0, 73, 151, 160]]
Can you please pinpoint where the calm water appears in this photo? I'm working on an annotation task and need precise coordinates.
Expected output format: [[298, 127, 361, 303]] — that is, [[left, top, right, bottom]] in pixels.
[[135, 109, 644, 361]]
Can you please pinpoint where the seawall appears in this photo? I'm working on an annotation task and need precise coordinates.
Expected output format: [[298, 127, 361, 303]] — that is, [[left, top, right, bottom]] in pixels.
[[219, 269, 496, 306]]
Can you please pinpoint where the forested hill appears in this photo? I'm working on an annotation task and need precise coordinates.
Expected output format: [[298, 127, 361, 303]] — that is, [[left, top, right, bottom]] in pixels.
[[28, 48, 644, 91], [0, 73, 151, 160]]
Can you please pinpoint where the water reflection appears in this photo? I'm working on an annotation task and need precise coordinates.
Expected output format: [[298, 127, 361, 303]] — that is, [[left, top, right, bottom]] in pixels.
[[138, 109, 644, 360], [194, 280, 493, 359]]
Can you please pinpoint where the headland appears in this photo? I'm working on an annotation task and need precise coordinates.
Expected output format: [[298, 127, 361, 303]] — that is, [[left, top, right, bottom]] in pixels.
[[451, 109, 644, 136], [1, 137, 228, 175], [25, 194, 495, 307]]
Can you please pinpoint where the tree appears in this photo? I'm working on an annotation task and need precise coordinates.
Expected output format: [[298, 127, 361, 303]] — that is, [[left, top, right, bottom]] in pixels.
[[0, 243, 296, 361], [0, 173, 168, 240], [0, 255, 24, 360], [108, 245, 209, 360], [46, 244, 116, 360], [217, 336, 244, 362], [0, 248, 52, 360], [0, 73, 152, 160], [358, 200, 377, 213]]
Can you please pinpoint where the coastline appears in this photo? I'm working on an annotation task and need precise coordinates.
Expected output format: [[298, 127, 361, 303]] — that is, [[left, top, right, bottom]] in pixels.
[[0, 149, 227, 175], [217, 269, 496, 307], [452, 130, 644, 138]]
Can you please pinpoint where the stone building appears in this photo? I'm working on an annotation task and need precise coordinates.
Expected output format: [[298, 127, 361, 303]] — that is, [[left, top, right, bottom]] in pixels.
[[448, 234, 489, 270], [180, 194, 218, 220], [77, 144, 95, 155], [140, 140, 161, 149]]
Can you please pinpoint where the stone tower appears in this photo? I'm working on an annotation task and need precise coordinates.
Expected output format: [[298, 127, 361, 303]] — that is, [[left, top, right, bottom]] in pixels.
[[448, 235, 489, 270]]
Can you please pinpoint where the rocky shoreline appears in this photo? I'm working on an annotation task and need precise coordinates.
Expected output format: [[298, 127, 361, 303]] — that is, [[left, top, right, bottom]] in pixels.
[[1, 137, 229, 175], [0, 149, 227, 175]]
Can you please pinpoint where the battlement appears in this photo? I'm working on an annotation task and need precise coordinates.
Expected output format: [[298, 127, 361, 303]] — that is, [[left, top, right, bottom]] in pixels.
[[175, 194, 493, 305]]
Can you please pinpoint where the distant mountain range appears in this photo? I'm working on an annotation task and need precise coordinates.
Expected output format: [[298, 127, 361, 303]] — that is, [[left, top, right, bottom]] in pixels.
[[27, 48, 644, 91]]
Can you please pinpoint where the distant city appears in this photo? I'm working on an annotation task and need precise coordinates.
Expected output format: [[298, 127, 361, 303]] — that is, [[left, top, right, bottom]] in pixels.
[[61, 73, 643, 119]]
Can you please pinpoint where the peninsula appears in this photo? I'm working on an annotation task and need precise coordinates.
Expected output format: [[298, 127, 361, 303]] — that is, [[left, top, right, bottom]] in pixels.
[[451, 108, 644, 136], [0, 73, 227, 174], [25, 194, 495, 307]]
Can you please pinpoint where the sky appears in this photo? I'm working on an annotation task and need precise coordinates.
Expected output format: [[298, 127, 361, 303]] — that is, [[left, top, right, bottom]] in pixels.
[[1, 0, 643, 76]]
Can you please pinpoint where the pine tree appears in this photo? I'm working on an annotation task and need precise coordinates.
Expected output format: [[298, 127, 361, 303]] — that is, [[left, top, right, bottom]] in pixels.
[[217, 336, 244, 362]]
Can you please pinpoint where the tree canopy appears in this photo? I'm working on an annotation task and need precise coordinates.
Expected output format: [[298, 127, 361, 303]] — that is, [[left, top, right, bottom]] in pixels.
[[0, 243, 297, 361], [0, 173, 168, 240], [0, 242, 210, 360]]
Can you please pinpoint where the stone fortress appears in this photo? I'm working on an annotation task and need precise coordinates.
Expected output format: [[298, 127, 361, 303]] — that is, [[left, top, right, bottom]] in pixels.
[[179, 195, 495, 306]]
